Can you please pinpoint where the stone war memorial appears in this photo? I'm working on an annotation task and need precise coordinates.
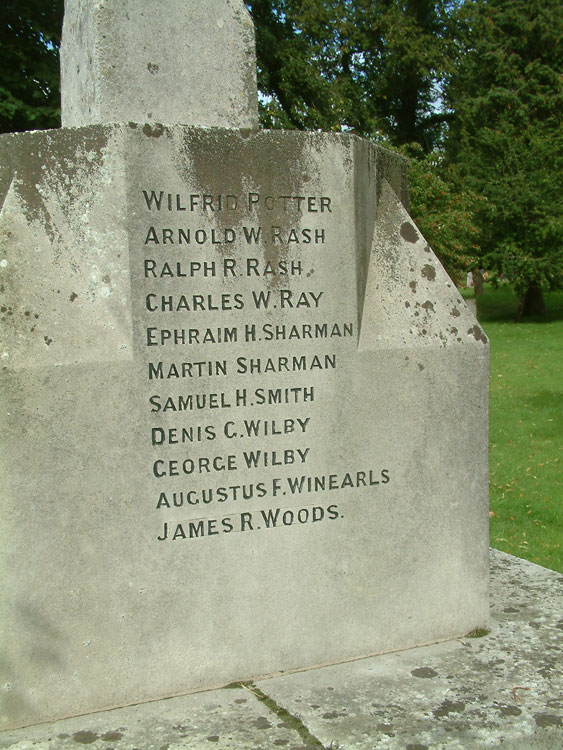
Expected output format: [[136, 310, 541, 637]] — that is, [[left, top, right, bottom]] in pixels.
[[0, 0, 489, 731]]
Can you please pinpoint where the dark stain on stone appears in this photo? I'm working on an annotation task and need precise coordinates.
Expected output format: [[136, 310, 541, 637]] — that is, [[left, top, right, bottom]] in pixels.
[[499, 705, 522, 716], [176, 130, 307, 280], [377, 722, 395, 736], [503, 607, 519, 613], [433, 699, 466, 718], [128, 122, 137, 129], [418, 363, 424, 371], [555, 620, 563, 630], [101, 731, 123, 741], [400, 221, 419, 243], [539, 660, 556, 677], [388, 703, 407, 714], [534, 713, 562, 728], [35, 313, 39, 318], [234, 698, 247, 703], [412, 667, 438, 678], [424, 245, 431, 253], [147, 62, 159, 74], [7, 128, 110, 243], [529, 620, 541, 629], [421, 264, 436, 281], [72, 730, 98, 744], [407, 745, 429, 750], [58, 735, 70, 739], [322, 711, 341, 719], [547, 699, 563, 709], [253, 716, 272, 729], [274, 741, 289, 747], [142, 123, 165, 138], [207, 737, 219, 743], [326, 686, 334, 691], [422, 300, 434, 312], [468, 325, 488, 343], [44, 336, 53, 345], [405, 301, 411, 308], [409, 281, 417, 293], [159, 745, 169, 750], [70, 292, 78, 302]]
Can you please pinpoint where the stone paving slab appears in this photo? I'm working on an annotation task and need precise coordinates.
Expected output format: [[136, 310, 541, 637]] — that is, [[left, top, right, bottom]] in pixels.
[[0, 687, 295, 750], [1, 550, 561, 749], [261, 550, 563, 749]]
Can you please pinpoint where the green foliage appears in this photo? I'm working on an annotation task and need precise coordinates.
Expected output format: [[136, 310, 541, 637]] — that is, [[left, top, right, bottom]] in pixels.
[[445, 0, 563, 302], [245, 0, 337, 131], [405, 146, 483, 284], [0, 0, 63, 133], [466, 628, 490, 638], [246, 0, 455, 150]]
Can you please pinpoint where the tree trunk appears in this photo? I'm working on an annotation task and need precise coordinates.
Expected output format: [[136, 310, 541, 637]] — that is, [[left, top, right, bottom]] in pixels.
[[473, 269, 484, 296], [515, 284, 547, 321]]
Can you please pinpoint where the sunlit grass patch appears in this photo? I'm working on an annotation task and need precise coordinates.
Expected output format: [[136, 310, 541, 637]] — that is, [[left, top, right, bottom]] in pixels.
[[468, 285, 563, 572]]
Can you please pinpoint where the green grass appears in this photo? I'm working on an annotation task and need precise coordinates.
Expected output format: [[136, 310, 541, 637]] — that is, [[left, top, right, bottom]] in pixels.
[[464, 285, 563, 572]]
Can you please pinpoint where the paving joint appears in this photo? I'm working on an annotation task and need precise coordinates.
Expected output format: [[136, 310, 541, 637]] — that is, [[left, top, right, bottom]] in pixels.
[[226, 680, 329, 749]]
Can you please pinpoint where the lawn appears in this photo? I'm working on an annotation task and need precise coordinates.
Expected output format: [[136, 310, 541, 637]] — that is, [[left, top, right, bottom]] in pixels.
[[464, 284, 563, 572]]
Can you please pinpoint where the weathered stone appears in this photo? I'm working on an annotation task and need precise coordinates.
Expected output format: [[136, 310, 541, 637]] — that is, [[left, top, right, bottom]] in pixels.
[[60, 0, 259, 128], [0, 124, 489, 730], [0, 0, 492, 731], [0, 552, 560, 749]]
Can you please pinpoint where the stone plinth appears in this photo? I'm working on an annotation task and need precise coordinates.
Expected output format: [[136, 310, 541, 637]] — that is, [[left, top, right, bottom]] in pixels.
[[2, 552, 558, 749], [0, 124, 489, 729]]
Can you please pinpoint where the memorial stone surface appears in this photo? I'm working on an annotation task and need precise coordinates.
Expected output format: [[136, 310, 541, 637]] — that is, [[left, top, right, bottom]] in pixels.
[[0, 0, 490, 731]]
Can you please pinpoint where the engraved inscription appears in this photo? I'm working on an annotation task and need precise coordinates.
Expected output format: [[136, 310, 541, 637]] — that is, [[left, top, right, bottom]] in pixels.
[[135, 186, 391, 542]]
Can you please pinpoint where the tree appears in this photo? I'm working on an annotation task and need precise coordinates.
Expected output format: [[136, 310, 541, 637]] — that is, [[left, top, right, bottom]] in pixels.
[[246, 1, 479, 280], [246, 0, 456, 151], [243, 0, 337, 131], [445, 0, 563, 317], [0, 1, 62, 134], [405, 145, 483, 285]]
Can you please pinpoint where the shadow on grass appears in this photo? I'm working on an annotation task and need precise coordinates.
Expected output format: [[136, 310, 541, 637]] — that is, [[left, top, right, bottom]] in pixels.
[[527, 389, 563, 411], [462, 285, 563, 324]]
